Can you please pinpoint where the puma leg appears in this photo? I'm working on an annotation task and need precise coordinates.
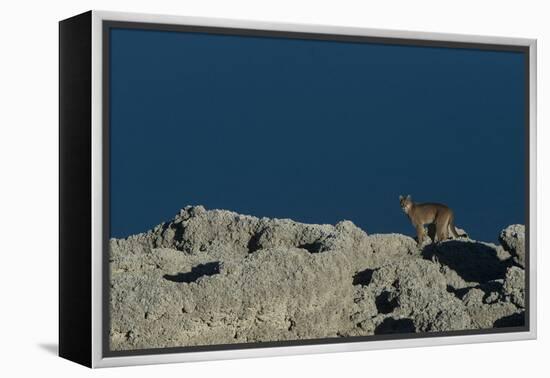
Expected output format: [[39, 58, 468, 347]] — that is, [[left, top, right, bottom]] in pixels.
[[435, 221, 445, 243], [441, 214, 452, 240], [435, 212, 454, 242], [416, 225, 426, 246]]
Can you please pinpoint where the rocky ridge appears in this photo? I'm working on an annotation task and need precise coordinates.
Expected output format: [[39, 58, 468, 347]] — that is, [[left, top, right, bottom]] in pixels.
[[109, 206, 526, 350]]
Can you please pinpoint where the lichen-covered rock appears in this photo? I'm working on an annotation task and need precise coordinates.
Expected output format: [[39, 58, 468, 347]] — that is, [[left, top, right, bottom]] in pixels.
[[366, 260, 473, 332], [502, 266, 526, 308], [465, 301, 521, 329], [499, 224, 526, 267], [110, 206, 525, 350]]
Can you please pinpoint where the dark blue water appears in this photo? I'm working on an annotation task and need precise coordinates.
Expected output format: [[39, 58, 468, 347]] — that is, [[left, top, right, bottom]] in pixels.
[[109, 28, 526, 242]]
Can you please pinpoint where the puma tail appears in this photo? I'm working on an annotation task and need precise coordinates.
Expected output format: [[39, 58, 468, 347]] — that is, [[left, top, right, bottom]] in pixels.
[[449, 214, 468, 238]]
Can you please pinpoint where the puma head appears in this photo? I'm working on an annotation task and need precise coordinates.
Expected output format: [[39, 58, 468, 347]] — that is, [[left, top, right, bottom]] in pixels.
[[399, 194, 412, 213]]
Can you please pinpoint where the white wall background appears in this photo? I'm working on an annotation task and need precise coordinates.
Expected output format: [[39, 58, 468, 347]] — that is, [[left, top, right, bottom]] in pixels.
[[0, 0, 546, 376]]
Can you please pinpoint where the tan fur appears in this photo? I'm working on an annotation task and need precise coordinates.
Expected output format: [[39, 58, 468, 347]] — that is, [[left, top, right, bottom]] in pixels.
[[399, 195, 462, 246]]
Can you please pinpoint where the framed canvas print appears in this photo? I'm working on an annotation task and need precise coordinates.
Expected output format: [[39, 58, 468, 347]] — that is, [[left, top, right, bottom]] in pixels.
[[59, 10, 537, 368]]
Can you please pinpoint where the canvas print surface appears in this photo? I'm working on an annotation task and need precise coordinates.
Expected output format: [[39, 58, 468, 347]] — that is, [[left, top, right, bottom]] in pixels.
[[107, 26, 527, 353]]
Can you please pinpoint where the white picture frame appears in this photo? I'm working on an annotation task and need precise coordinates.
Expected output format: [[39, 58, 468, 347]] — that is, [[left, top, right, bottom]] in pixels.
[[59, 10, 537, 368]]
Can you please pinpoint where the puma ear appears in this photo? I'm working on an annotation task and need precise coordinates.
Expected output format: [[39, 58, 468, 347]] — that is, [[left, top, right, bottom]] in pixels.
[[399, 195, 403, 200], [406, 194, 411, 200]]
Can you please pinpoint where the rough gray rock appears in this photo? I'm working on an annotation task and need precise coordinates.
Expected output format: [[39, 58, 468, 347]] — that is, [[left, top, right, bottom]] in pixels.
[[365, 259, 473, 333], [502, 266, 525, 308], [499, 224, 526, 268], [110, 206, 526, 351]]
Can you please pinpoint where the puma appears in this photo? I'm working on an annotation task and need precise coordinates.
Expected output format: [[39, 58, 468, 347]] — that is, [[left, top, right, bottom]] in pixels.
[[399, 195, 465, 246]]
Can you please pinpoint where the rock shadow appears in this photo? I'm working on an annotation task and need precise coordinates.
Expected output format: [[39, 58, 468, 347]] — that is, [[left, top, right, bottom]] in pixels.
[[297, 241, 324, 253], [247, 232, 262, 253], [422, 240, 509, 283], [375, 291, 399, 314], [164, 261, 220, 283], [446, 285, 471, 300], [247, 229, 326, 254], [374, 317, 416, 335], [447, 280, 504, 303], [353, 268, 376, 286], [493, 312, 525, 328]]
